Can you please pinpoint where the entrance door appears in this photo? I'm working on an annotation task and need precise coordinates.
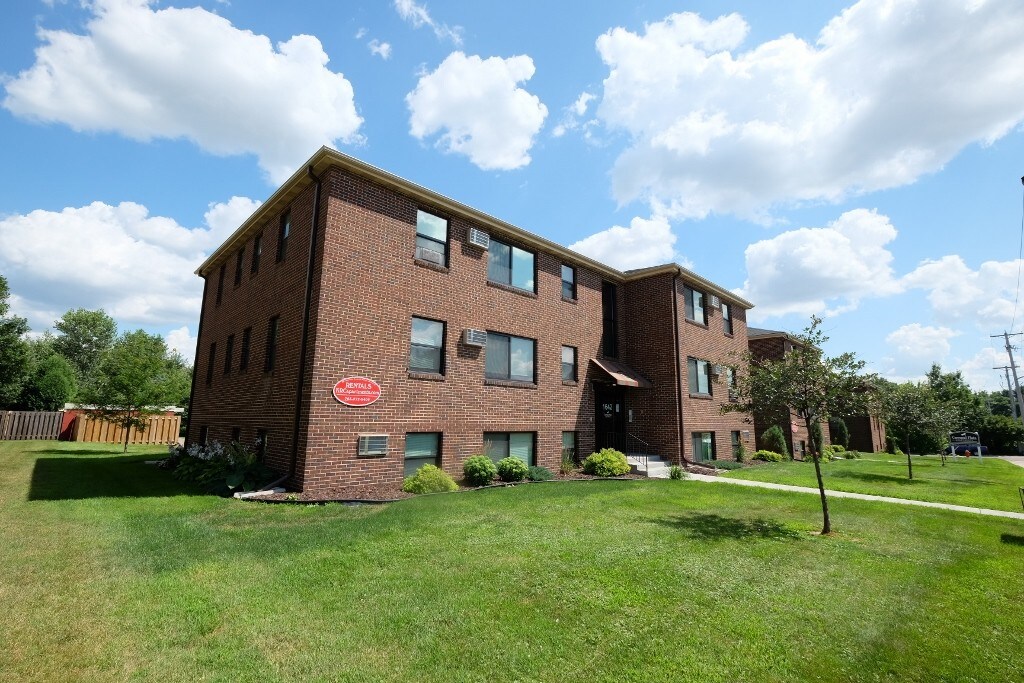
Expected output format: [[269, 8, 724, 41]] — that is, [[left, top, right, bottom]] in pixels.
[[594, 385, 626, 451]]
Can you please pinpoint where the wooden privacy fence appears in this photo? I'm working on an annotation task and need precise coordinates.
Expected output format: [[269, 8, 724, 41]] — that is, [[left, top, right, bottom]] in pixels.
[[0, 411, 64, 440], [72, 414, 181, 445]]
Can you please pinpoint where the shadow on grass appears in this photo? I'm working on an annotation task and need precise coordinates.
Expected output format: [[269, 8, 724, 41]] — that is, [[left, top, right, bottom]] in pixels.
[[1000, 533, 1024, 547], [29, 455, 201, 500], [829, 470, 920, 486], [653, 513, 802, 542], [33, 447, 127, 456]]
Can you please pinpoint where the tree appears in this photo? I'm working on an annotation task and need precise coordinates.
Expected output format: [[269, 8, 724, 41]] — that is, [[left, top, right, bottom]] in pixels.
[[84, 330, 177, 452], [879, 381, 956, 478], [19, 354, 77, 411], [761, 424, 789, 457], [0, 275, 31, 408], [926, 364, 986, 431], [725, 316, 870, 534], [977, 413, 1024, 454], [829, 418, 850, 449], [53, 308, 117, 385]]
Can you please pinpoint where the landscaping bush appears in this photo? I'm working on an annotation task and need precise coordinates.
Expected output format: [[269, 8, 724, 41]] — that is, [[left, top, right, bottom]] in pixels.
[[582, 448, 631, 477], [831, 444, 845, 453], [560, 449, 576, 475], [172, 440, 275, 494], [527, 465, 553, 481], [844, 450, 861, 459], [762, 425, 790, 459], [669, 464, 685, 480], [752, 449, 784, 462], [463, 455, 497, 486], [710, 460, 745, 470], [735, 442, 747, 463], [830, 418, 850, 449], [821, 445, 836, 461], [495, 456, 529, 482], [402, 464, 458, 494]]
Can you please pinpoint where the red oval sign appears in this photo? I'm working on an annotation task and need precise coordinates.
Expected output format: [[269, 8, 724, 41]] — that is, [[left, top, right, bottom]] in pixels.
[[333, 377, 381, 407]]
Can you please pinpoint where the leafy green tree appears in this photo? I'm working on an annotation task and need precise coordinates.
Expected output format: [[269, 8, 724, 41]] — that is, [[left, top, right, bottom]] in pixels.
[[926, 364, 986, 431], [53, 308, 117, 386], [0, 275, 31, 408], [84, 330, 177, 452], [977, 413, 1024, 454], [829, 418, 850, 449], [761, 424, 789, 458], [19, 354, 77, 411], [725, 316, 871, 534], [879, 381, 956, 479]]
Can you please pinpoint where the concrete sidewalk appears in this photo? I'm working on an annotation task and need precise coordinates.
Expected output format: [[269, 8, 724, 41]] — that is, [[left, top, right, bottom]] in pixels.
[[687, 473, 1024, 521], [1001, 456, 1024, 469]]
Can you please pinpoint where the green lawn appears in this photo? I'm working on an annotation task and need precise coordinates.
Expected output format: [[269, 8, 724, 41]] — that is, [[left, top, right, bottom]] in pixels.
[[2, 441, 1023, 682], [722, 452, 1024, 512]]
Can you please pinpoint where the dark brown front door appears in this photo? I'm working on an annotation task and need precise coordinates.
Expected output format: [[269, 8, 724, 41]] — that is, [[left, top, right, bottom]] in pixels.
[[594, 384, 626, 451]]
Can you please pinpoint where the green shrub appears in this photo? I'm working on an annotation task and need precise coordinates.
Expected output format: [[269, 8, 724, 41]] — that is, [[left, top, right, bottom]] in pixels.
[[402, 464, 458, 494], [821, 445, 836, 461], [844, 450, 860, 459], [582, 448, 631, 476], [496, 456, 529, 482], [752, 449, 784, 462], [172, 440, 275, 494], [831, 444, 845, 453], [762, 425, 789, 459], [710, 460, 745, 470], [463, 455, 497, 486], [559, 450, 576, 475], [735, 442, 747, 463], [830, 418, 850, 449], [669, 464, 685, 480], [527, 465, 554, 481]]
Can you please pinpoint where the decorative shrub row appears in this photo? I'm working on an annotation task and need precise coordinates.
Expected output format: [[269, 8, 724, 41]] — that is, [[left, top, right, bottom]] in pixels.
[[165, 440, 275, 494], [582, 448, 631, 477], [753, 449, 784, 462], [402, 465, 458, 494], [458, 456, 554, 488]]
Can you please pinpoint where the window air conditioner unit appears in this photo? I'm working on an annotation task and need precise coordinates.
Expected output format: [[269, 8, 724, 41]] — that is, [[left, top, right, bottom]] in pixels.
[[708, 295, 722, 309], [468, 228, 490, 249], [463, 329, 487, 347], [357, 434, 388, 457], [711, 364, 726, 376], [414, 246, 445, 266]]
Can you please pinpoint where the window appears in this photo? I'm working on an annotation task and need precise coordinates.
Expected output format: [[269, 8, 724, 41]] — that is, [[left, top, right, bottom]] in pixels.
[[251, 233, 262, 273], [234, 248, 245, 285], [231, 427, 241, 443], [357, 434, 388, 457], [240, 327, 251, 371], [722, 302, 733, 335], [405, 433, 441, 476], [561, 264, 576, 300], [199, 425, 209, 446], [256, 429, 268, 458], [409, 317, 445, 373], [216, 264, 225, 305], [488, 238, 535, 292], [687, 357, 711, 395], [684, 286, 706, 324], [485, 332, 535, 382], [223, 334, 234, 374], [731, 431, 742, 458], [276, 211, 290, 262], [692, 432, 715, 462], [265, 316, 279, 372], [415, 209, 448, 266], [561, 345, 577, 382], [484, 432, 535, 465], [602, 282, 618, 357], [562, 431, 576, 463], [205, 342, 216, 385]]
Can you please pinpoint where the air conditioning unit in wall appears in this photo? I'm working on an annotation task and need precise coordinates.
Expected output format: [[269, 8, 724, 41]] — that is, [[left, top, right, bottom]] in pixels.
[[709, 295, 722, 309], [463, 329, 487, 347], [468, 228, 490, 249], [414, 246, 445, 266], [711, 364, 726, 376]]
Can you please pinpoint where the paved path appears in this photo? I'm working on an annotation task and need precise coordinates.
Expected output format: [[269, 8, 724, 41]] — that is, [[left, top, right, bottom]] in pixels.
[[687, 473, 1024, 521], [1000, 456, 1024, 469]]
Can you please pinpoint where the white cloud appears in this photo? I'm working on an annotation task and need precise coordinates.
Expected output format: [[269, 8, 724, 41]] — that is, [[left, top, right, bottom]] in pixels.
[[406, 52, 548, 170], [3, 0, 363, 183], [740, 209, 902, 319], [886, 323, 958, 361], [594, 2, 1024, 219], [957, 347, 1006, 392], [552, 91, 596, 138], [0, 197, 258, 332], [393, 0, 462, 45], [568, 215, 677, 271], [902, 255, 1024, 328], [166, 325, 198, 364], [368, 39, 392, 60]]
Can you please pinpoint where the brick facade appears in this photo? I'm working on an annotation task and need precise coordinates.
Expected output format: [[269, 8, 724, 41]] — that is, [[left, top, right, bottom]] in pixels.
[[188, 148, 755, 490]]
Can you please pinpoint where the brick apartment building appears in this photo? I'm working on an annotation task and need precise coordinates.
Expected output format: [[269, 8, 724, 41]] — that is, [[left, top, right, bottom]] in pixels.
[[187, 147, 755, 491]]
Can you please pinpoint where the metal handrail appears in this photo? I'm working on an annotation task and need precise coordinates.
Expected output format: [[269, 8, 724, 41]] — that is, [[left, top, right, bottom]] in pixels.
[[603, 431, 655, 475]]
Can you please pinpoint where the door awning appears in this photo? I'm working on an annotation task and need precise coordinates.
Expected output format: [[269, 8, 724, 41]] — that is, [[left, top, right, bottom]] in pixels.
[[590, 358, 653, 389]]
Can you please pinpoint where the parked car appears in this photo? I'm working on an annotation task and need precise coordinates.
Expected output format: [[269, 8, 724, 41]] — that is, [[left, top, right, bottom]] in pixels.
[[943, 444, 989, 456]]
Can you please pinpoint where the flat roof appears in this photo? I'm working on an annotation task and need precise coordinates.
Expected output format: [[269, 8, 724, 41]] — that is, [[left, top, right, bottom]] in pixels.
[[196, 146, 754, 310]]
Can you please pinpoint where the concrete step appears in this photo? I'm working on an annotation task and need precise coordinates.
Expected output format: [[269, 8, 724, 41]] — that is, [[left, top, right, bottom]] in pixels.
[[626, 454, 673, 478]]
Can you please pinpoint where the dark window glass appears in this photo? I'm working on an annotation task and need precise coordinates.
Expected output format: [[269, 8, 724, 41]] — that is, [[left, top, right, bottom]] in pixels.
[[205, 342, 216, 385], [231, 427, 241, 443], [602, 282, 618, 357], [561, 345, 577, 382], [276, 211, 290, 262], [731, 431, 742, 458], [240, 327, 251, 371], [684, 286, 706, 324], [410, 317, 445, 373], [692, 432, 715, 462], [415, 210, 448, 266], [224, 334, 234, 374], [234, 248, 245, 285], [404, 432, 442, 476], [487, 238, 535, 292], [562, 431, 576, 463], [256, 429, 268, 458], [251, 233, 262, 273], [216, 265, 225, 305], [561, 265, 576, 300], [485, 332, 535, 382], [722, 302, 733, 335], [199, 425, 209, 445], [687, 357, 711, 395], [265, 316, 279, 372], [483, 432, 535, 465]]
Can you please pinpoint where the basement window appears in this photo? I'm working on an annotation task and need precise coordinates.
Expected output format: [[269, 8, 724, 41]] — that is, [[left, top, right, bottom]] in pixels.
[[358, 434, 388, 457]]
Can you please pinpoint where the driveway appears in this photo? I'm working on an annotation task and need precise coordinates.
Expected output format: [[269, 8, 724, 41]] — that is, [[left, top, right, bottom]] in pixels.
[[1001, 456, 1024, 469]]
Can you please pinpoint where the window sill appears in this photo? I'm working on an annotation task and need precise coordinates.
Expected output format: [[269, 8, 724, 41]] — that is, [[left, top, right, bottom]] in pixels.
[[724, 332, 734, 339], [562, 296, 578, 305], [356, 452, 387, 459], [562, 380, 578, 387], [485, 378, 538, 389], [413, 258, 449, 274], [685, 319, 709, 330], [408, 371, 445, 382], [486, 280, 538, 299], [689, 393, 714, 400]]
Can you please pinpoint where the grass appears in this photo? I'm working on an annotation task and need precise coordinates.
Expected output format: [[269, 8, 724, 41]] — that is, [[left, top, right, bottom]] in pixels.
[[723, 452, 1024, 512], [1, 440, 1023, 682]]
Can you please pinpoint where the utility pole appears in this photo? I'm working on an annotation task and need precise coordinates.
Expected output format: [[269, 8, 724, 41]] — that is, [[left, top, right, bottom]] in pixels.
[[992, 332, 1024, 433]]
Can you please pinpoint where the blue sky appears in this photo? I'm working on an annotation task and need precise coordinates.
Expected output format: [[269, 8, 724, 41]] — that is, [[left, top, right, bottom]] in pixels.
[[2, 0, 1024, 391]]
